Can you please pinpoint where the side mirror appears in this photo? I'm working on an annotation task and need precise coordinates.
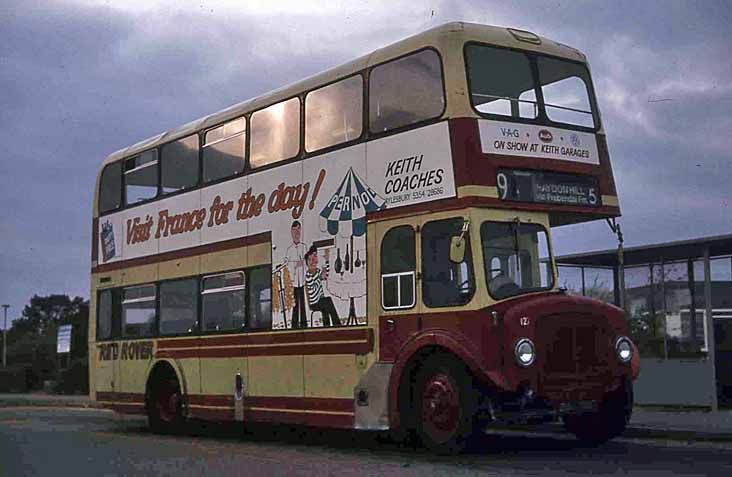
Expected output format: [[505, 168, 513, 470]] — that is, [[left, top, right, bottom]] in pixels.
[[449, 219, 470, 263], [449, 235, 466, 263]]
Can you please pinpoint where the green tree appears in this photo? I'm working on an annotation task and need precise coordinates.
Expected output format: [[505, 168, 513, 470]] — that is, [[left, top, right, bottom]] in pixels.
[[4, 294, 88, 390]]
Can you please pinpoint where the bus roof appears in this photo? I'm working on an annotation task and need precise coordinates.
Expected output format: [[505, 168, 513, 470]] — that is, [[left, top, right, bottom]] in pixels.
[[100, 22, 587, 169]]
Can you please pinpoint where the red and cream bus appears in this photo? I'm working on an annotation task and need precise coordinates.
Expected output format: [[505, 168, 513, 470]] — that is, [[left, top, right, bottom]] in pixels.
[[90, 22, 639, 453]]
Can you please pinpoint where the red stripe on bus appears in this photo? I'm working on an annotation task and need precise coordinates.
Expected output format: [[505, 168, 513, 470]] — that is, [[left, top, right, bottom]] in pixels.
[[98, 392, 354, 427], [367, 194, 619, 223], [449, 117, 482, 188], [187, 407, 353, 428], [156, 339, 373, 359], [188, 407, 233, 421], [246, 409, 353, 429], [189, 395, 353, 414], [91, 231, 271, 273], [97, 391, 145, 403], [100, 402, 146, 414], [157, 327, 372, 350]]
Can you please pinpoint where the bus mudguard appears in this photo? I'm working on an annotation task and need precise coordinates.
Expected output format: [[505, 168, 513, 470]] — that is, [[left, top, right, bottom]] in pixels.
[[386, 327, 507, 432]]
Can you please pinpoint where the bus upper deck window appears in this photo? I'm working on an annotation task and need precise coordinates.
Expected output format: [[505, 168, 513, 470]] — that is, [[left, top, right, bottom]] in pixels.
[[124, 149, 158, 205], [369, 49, 445, 133], [465, 45, 538, 119], [250, 98, 300, 169], [537, 56, 595, 128], [161, 134, 199, 194], [203, 117, 246, 183], [306, 75, 363, 152], [99, 162, 122, 214]]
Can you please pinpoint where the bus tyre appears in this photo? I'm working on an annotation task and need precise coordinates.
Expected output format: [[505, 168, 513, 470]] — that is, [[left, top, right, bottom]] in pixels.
[[564, 380, 633, 445], [148, 375, 184, 434], [414, 354, 479, 455]]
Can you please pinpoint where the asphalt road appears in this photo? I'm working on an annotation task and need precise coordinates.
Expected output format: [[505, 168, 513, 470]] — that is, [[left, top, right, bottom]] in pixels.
[[1, 407, 731, 476]]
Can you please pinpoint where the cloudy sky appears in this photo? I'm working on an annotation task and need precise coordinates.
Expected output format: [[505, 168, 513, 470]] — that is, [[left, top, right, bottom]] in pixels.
[[1, 0, 731, 322]]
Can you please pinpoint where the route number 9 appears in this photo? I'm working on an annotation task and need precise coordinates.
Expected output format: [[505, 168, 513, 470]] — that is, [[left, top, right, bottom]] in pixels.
[[497, 172, 509, 200]]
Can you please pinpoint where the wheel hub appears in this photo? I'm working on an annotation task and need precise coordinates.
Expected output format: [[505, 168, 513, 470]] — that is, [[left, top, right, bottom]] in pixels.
[[421, 372, 460, 443], [156, 382, 180, 423]]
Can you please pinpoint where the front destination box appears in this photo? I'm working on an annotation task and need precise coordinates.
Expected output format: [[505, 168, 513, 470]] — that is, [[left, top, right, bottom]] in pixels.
[[497, 169, 601, 207]]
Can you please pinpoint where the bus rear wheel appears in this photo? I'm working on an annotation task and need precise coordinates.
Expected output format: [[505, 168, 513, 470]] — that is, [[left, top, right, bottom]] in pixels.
[[564, 380, 633, 445], [148, 372, 184, 434], [414, 354, 479, 454]]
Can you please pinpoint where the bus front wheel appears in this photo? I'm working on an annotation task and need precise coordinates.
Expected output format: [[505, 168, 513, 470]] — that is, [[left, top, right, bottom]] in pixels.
[[148, 371, 184, 434], [414, 354, 479, 454]]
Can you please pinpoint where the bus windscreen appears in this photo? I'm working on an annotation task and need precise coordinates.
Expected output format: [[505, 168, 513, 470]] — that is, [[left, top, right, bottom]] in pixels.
[[465, 44, 597, 129]]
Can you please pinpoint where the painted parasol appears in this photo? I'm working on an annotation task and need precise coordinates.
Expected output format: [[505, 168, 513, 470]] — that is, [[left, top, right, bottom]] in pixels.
[[319, 167, 386, 237]]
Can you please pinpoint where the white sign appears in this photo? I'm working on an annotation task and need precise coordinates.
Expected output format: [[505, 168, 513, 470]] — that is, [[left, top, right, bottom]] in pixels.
[[57, 325, 72, 354], [478, 120, 599, 165]]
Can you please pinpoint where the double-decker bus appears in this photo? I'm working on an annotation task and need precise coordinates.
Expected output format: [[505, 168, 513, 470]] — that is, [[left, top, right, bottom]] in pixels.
[[90, 22, 639, 453]]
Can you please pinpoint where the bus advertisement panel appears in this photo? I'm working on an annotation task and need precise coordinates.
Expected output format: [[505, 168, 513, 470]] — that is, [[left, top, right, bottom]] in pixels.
[[97, 123, 454, 329]]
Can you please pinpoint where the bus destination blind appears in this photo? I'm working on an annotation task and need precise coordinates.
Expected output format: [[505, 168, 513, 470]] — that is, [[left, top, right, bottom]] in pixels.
[[496, 169, 600, 207]]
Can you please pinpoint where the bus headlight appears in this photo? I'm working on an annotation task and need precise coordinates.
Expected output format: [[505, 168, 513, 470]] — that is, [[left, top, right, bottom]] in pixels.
[[515, 338, 536, 367], [615, 336, 633, 363]]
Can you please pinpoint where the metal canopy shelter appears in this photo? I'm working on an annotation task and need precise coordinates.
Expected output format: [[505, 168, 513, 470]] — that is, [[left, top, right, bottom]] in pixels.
[[555, 233, 732, 411], [556, 233, 732, 268]]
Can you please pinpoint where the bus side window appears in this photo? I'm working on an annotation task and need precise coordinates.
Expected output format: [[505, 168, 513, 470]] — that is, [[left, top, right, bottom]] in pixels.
[[159, 278, 199, 335], [161, 134, 199, 194], [124, 150, 158, 205], [248, 266, 272, 330], [201, 272, 246, 333], [203, 117, 246, 183], [99, 162, 122, 214], [250, 97, 300, 169], [97, 289, 114, 340], [121, 284, 157, 338], [369, 49, 445, 133], [381, 226, 416, 310], [305, 75, 363, 152], [421, 218, 475, 307]]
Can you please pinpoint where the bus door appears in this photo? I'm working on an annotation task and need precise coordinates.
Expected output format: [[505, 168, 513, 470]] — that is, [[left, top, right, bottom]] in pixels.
[[375, 218, 421, 361]]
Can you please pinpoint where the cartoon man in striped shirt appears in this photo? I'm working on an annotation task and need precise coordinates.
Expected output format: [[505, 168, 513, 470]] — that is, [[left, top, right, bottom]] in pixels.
[[304, 245, 341, 327]]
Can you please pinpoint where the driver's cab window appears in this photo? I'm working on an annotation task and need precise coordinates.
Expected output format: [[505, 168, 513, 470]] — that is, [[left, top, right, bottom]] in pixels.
[[381, 226, 416, 310], [481, 221, 553, 300], [421, 218, 475, 307]]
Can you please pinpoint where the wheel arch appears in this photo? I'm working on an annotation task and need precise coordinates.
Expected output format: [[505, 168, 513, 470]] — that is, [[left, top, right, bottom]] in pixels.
[[145, 359, 188, 414], [387, 329, 505, 432]]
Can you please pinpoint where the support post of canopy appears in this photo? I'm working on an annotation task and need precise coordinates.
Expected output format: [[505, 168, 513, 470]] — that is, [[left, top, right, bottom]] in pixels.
[[703, 247, 719, 412]]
